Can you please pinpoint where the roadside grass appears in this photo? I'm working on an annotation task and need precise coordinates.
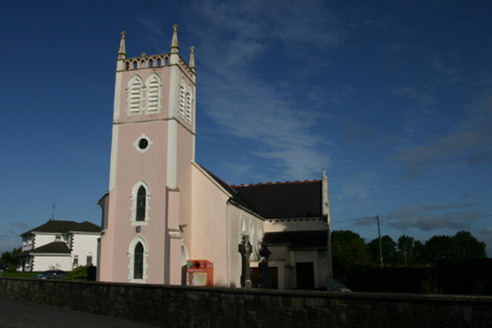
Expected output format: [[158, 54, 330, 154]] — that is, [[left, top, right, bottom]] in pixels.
[[0, 271, 38, 278]]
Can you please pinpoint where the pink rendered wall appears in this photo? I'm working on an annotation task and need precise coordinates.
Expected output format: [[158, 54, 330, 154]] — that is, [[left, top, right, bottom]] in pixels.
[[190, 164, 230, 286], [100, 61, 197, 285]]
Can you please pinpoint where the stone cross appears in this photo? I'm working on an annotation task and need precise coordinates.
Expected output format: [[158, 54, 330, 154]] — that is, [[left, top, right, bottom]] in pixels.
[[238, 235, 252, 288], [258, 242, 273, 289]]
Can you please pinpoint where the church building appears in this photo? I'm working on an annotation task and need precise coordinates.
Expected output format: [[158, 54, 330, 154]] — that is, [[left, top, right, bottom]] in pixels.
[[97, 26, 332, 290]]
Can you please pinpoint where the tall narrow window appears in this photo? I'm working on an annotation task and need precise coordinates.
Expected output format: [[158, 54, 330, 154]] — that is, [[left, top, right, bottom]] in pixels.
[[179, 81, 186, 118], [146, 74, 161, 113], [136, 186, 146, 222], [185, 88, 193, 124], [128, 76, 143, 113], [134, 242, 144, 279]]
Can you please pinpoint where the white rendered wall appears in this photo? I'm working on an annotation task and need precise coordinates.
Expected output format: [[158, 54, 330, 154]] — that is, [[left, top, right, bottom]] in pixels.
[[33, 255, 72, 272], [71, 233, 100, 266]]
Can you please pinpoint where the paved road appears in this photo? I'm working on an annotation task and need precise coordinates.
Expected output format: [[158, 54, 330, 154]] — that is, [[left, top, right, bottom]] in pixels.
[[0, 297, 159, 328]]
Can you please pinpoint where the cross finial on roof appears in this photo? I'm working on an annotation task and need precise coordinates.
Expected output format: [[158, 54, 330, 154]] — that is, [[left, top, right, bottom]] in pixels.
[[189, 46, 195, 71], [171, 24, 179, 53], [118, 30, 126, 59]]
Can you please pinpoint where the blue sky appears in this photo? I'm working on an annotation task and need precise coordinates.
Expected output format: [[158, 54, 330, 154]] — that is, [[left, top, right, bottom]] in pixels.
[[1, 1, 491, 256]]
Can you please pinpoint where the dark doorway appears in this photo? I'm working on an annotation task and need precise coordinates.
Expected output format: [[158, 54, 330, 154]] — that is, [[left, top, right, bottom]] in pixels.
[[296, 262, 315, 289]]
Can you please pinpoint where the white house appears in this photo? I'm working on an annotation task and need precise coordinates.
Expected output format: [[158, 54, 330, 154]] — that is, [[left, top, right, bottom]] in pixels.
[[17, 220, 101, 272]]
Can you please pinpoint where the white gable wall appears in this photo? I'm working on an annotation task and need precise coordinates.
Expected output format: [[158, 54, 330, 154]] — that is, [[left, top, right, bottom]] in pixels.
[[71, 232, 100, 267]]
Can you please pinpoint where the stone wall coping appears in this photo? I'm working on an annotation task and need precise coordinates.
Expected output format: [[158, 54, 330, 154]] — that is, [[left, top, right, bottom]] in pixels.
[[2, 277, 491, 304]]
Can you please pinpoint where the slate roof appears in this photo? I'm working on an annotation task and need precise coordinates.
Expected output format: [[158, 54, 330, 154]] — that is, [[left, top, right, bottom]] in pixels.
[[233, 181, 322, 219], [263, 230, 328, 250], [197, 163, 323, 220], [21, 220, 101, 236], [30, 241, 71, 254]]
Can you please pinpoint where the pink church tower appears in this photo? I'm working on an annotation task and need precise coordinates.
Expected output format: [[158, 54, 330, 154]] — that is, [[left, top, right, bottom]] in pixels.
[[98, 26, 196, 284]]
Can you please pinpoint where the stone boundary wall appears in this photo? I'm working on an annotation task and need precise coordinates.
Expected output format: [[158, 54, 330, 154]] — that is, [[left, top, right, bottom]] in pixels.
[[1, 278, 491, 327]]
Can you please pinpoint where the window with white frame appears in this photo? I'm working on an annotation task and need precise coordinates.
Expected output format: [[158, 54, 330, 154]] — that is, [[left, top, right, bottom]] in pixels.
[[130, 180, 151, 225], [127, 75, 144, 113], [146, 74, 162, 113], [185, 86, 193, 124], [128, 236, 148, 282], [179, 79, 186, 118]]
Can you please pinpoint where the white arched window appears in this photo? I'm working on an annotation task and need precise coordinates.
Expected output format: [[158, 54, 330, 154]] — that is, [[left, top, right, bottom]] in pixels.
[[127, 75, 144, 113], [178, 79, 186, 119], [249, 220, 256, 260], [127, 236, 149, 282], [185, 86, 193, 124], [130, 180, 151, 225], [146, 74, 162, 113]]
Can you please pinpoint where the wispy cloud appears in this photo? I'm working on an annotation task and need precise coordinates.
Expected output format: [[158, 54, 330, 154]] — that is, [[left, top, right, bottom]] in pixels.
[[185, 1, 344, 181], [385, 204, 487, 231], [395, 95, 492, 176]]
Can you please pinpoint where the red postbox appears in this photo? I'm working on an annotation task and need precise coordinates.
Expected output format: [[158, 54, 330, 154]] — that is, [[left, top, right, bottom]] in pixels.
[[186, 260, 213, 286]]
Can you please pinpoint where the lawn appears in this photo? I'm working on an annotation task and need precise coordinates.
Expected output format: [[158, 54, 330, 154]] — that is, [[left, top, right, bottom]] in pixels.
[[0, 271, 38, 278]]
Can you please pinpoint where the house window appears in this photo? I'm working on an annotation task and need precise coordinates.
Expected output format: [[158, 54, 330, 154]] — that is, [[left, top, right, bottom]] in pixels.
[[134, 242, 144, 279], [73, 256, 79, 268], [87, 256, 93, 266]]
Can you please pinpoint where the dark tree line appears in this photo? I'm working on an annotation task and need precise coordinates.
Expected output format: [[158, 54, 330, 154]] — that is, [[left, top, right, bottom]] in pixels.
[[332, 230, 487, 269]]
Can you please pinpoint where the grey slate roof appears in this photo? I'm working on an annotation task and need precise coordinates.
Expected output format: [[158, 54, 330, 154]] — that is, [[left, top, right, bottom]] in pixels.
[[30, 242, 71, 254], [21, 220, 101, 236], [233, 181, 322, 219], [197, 163, 323, 220]]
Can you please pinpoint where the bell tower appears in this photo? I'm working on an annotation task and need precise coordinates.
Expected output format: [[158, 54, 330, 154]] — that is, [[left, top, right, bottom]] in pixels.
[[98, 26, 196, 284]]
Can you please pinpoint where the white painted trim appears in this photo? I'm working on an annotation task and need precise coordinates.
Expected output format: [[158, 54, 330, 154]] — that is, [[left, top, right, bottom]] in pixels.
[[166, 119, 178, 188], [109, 125, 119, 190], [127, 235, 149, 283], [133, 133, 153, 154], [129, 180, 151, 226]]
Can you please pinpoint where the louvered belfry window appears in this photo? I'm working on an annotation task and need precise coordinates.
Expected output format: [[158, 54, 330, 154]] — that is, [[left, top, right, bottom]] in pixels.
[[129, 78, 142, 112], [185, 91, 192, 124], [147, 76, 159, 112], [179, 83, 185, 118]]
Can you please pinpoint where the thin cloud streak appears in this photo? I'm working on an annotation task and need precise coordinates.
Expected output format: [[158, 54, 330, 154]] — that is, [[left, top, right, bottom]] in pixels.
[[188, 1, 343, 181]]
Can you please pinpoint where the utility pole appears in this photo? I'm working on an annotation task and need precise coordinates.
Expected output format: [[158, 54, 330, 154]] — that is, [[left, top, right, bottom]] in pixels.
[[376, 214, 383, 267]]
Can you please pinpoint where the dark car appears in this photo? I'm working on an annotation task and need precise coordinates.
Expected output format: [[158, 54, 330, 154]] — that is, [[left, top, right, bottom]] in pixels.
[[32, 270, 68, 280], [0, 263, 7, 272]]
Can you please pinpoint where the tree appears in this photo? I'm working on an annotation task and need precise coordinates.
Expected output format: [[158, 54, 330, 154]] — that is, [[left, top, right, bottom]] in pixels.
[[397, 235, 414, 262], [331, 230, 371, 269], [452, 230, 486, 259], [0, 247, 21, 270], [367, 235, 398, 265], [424, 235, 456, 262]]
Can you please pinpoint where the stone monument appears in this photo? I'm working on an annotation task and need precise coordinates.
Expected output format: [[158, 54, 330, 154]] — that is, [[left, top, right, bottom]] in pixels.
[[258, 242, 274, 289], [238, 235, 252, 288]]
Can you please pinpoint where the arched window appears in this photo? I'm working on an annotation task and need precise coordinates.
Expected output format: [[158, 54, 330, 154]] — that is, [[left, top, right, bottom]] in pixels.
[[128, 236, 148, 282], [146, 74, 162, 113], [127, 75, 144, 113], [136, 186, 146, 222], [178, 79, 186, 119], [134, 242, 144, 279], [130, 180, 150, 225], [185, 86, 193, 124]]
